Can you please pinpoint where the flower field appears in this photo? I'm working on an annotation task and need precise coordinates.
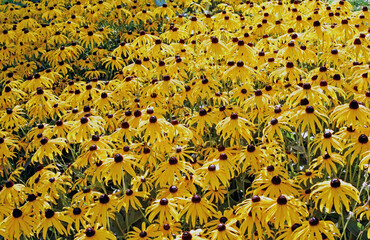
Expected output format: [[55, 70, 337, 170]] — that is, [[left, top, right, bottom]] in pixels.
[[0, 0, 369, 239]]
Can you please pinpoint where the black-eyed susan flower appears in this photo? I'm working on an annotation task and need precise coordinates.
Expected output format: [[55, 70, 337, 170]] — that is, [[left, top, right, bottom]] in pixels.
[[127, 222, 156, 240], [102, 153, 141, 186], [293, 217, 340, 240], [1, 208, 34, 240], [64, 205, 90, 233], [154, 156, 194, 187], [291, 105, 328, 132], [31, 137, 68, 163], [310, 130, 343, 155], [216, 113, 254, 146], [312, 152, 345, 176], [153, 221, 182, 240], [196, 163, 229, 190], [264, 195, 308, 229], [343, 133, 370, 164], [180, 194, 217, 227], [88, 194, 118, 228], [146, 197, 179, 224], [331, 100, 370, 127], [37, 209, 71, 239], [118, 189, 147, 212], [311, 178, 360, 213], [75, 227, 117, 240]]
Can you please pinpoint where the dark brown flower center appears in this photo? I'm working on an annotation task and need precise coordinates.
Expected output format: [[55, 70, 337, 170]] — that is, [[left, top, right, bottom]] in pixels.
[[12, 209, 22, 218], [277, 195, 287, 205], [160, 198, 168, 206], [309, 217, 319, 226], [191, 194, 201, 203], [45, 209, 55, 218], [217, 223, 226, 231], [182, 231, 192, 240], [330, 178, 341, 188], [247, 145, 256, 152], [271, 176, 281, 185], [359, 134, 368, 144], [349, 100, 359, 109], [208, 164, 216, 171], [73, 207, 82, 215], [99, 194, 110, 204], [85, 228, 95, 237], [169, 157, 178, 165]]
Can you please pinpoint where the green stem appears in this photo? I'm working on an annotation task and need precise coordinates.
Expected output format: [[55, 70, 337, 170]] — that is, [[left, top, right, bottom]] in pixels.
[[341, 174, 368, 240], [307, 128, 311, 166], [341, 213, 347, 240], [53, 227, 58, 240], [227, 187, 231, 208]]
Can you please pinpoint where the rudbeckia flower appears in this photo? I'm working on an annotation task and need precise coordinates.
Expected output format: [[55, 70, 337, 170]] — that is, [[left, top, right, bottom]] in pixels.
[[0, 106, 27, 130], [295, 169, 323, 186], [291, 105, 328, 132], [127, 222, 156, 240], [312, 152, 345, 176], [68, 115, 105, 143], [264, 195, 308, 229], [31, 137, 68, 163], [137, 115, 170, 144], [253, 175, 300, 198], [270, 61, 306, 83], [343, 133, 370, 164], [216, 113, 254, 146], [153, 156, 194, 187], [88, 194, 119, 228], [146, 197, 179, 224], [180, 194, 217, 227], [1, 208, 34, 240], [262, 117, 292, 143], [103, 153, 141, 186], [153, 221, 182, 240], [75, 227, 117, 240], [196, 163, 229, 190], [293, 217, 340, 240], [119, 189, 148, 212], [64, 205, 90, 233], [311, 178, 360, 213], [331, 100, 370, 127], [80, 31, 103, 47], [209, 222, 241, 240], [310, 130, 343, 155], [37, 209, 71, 239]]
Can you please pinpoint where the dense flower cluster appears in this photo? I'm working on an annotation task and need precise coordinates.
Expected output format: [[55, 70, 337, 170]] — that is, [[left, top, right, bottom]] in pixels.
[[0, 0, 369, 239]]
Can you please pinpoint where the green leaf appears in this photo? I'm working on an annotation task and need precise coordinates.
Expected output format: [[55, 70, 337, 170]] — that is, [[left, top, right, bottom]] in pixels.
[[347, 219, 362, 236]]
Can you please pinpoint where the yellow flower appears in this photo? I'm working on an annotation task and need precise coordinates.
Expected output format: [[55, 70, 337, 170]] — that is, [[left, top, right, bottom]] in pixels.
[[153, 156, 194, 187], [293, 217, 340, 240], [75, 227, 117, 240], [196, 162, 229, 190], [146, 197, 179, 224], [1, 208, 35, 240], [127, 222, 157, 240], [102, 153, 141, 186], [180, 194, 217, 227], [31, 137, 68, 163], [264, 195, 308, 229], [88, 194, 118, 228], [216, 113, 254, 146], [312, 152, 345, 176], [331, 100, 370, 127], [311, 178, 360, 213], [37, 209, 71, 239]]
